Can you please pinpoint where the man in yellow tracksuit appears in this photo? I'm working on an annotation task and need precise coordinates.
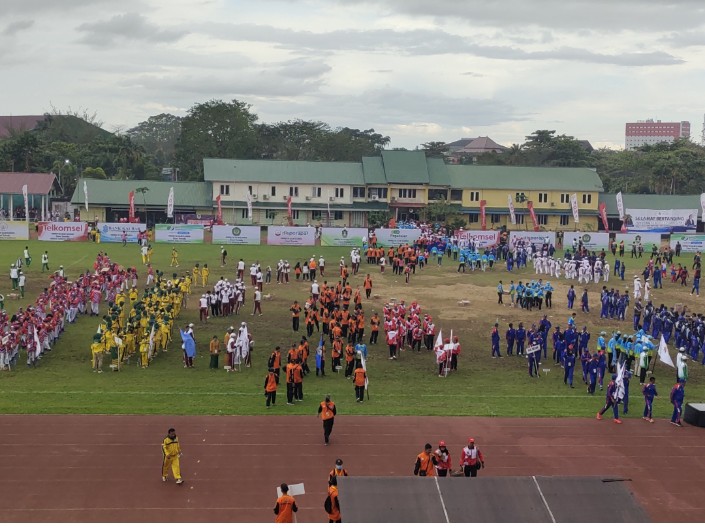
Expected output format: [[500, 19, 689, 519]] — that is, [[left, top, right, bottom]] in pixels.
[[161, 428, 183, 484]]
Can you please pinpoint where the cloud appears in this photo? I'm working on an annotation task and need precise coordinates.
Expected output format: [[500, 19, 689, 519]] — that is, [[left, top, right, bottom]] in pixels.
[[460, 71, 484, 77], [662, 29, 705, 48], [3, 0, 133, 15], [76, 12, 185, 47], [2, 20, 34, 36]]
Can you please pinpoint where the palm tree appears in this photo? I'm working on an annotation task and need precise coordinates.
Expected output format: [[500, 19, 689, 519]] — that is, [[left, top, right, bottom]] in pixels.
[[135, 186, 149, 222]]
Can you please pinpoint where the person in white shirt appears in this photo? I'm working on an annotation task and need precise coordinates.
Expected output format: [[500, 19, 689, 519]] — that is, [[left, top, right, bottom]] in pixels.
[[237, 259, 245, 280], [9, 264, 19, 290], [23, 246, 31, 266], [318, 256, 325, 276], [253, 288, 263, 316], [249, 264, 258, 286], [18, 271, 26, 298], [199, 294, 209, 322]]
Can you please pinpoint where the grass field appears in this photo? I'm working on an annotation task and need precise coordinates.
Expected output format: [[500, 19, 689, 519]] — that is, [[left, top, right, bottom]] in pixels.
[[0, 239, 702, 417]]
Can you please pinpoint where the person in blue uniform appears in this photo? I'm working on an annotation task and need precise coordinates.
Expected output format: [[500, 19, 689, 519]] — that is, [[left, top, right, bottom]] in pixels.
[[622, 369, 632, 414], [516, 323, 526, 356], [578, 326, 591, 354], [527, 342, 539, 377], [581, 289, 590, 313], [596, 374, 622, 423], [491, 323, 501, 358], [564, 347, 576, 388], [505, 323, 516, 356], [597, 350, 607, 390], [642, 376, 658, 423], [670, 379, 685, 426], [587, 353, 599, 394], [567, 285, 576, 309], [539, 315, 551, 360], [581, 349, 591, 384]]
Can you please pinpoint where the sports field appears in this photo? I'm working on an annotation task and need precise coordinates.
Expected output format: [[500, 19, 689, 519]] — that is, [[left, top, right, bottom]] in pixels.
[[1, 238, 702, 417]]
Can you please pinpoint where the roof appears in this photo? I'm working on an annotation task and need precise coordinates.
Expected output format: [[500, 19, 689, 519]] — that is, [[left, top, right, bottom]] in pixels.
[[0, 115, 44, 138], [599, 193, 702, 216], [71, 179, 212, 208], [0, 172, 56, 194], [455, 137, 506, 153], [361, 156, 387, 185], [203, 158, 365, 185], [380, 150, 429, 184], [447, 166, 604, 192], [426, 157, 451, 187], [446, 137, 476, 148]]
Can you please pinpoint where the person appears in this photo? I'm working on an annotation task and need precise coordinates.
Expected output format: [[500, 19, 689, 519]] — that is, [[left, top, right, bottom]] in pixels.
[[209, 335, 220, 369], [497, 281, 504, 304], [460, 438, 484, 477], [318, 395, 337, 445], [413, 443, 437, 477], [23, 246, 31, 266], [670, 379, 685, 426], [274, 483, 298, 523], [161, 428, 184, 484], [253, 287, 263, 316], [170, 248, 179, 267], [18, 271, 26, 298], [180, 326, 196, 368], [329, 458, 348, 479], [435, 441, 452, 477], [264, 368, 279, 408], [642, 376, 658, 423], [353, 361, 366, 402], [41, 250, 49, 272], [220, 245, 227, 267], [325, 475, 342, 523], [596, 374, 621, 424], [564, 346, 576, 388]]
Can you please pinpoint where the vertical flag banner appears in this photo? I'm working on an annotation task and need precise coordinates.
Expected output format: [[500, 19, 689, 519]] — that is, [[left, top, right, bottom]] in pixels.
[[700, 193, 705, 223], [83, 180, 89, 212], [598, 202, 609, 233], [480, 199, 487, 230], [327, 196, 331, 224], [527, 201, 540, 231], [22, 184, 29, 222], [216, 194, 222, 223], [246, 192, 253, 220], [616, 191, 627, 232], [508, 194, 516, 225], [167, 187, 174, 218], [570, 193, 580, 223], [128, 191, 135, 220], [658, 336, 675, 368], [287, 195, 293, 218]]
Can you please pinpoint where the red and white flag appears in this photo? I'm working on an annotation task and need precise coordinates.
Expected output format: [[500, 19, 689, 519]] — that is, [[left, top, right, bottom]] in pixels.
[[246, 192, 253, 220], [527, 201, 540, 232], [480, 199, 487, 230], [128, 191, 135, 221], [216, 194, 222, 223], [598, 202, 609, 233], [287, 195, 293, 218], [507, 194, 516, 225], [22, 184, 29, 222], [83, 180, 89, 212]]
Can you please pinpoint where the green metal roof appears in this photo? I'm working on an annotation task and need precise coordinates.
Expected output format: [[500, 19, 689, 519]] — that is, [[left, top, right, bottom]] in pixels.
[[71, 178, 213, 208], [361, 156, 387, 185], [448, 166, 604, 192], [203, 158, 365, 185], [599, 193, 702, 217], [426, 157, 451, 187], [380, 150, 430, 184]]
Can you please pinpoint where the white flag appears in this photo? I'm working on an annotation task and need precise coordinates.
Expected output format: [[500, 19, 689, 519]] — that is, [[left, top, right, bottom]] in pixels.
[[434, 329, 443, 349], [616, 192, 625, 221], [148, 324, 156, 358], [658, 336, 675, 367], [700, 193, 705, 223], [22, 184, 29, 222], [33, 325, 41, 355], [246, 192, 253, 220], [614, 360, 625, 400], [507, 194, 516, 225], [360, 350, 369, 390], [83, 180, 89, 212], [167, 187, 174, 218], [570, 193, 580, 223]]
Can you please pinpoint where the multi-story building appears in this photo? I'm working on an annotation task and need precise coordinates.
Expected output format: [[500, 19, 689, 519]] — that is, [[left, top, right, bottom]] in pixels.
[[625, 119, 690, 150]]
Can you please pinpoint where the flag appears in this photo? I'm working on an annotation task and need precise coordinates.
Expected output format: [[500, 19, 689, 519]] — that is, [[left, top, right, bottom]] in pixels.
[[128, 191, 135, 220], [360, 349, 369, 390], [480, 200, 487, 230], [507, 194, 516, 225], [327, 196, 331, 223], [527, 201, 540, 231], [700, 193, 705, 223], [287, 195, 293, 218], [83, 180, 89, 212], [33, 325, 41, 356], [22, 184, 29, 222], [148, 324, 155, 358], [570, 193, 579, 223], [598, 202, 609, 233], [614, 360, 625, 401], [167, 187, 174, 218], [246, 192, 253, 220], [658, 336, 675, 367], [434, 329, 443, 349], [615, 192, 625, 220], [216, 194, 222, 223]]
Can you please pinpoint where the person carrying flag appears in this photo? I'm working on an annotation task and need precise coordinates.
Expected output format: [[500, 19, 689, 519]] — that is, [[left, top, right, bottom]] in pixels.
[[596, 374, 622, 424]]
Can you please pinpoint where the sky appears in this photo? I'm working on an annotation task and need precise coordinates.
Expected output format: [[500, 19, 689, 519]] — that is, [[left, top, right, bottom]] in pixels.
[[2, 0, 704, 150]]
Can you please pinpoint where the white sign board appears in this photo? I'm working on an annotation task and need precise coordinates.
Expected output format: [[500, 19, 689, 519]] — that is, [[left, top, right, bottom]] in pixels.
[[508, 231, 556, 250], [266, 226, 317, 246], [374, 228, 422, 247], [276, 483, 306, 498], [613, 232, 662, 248], [155, 224, 205, 244], [625, 208, 697, 233], [563, 232, 610, 251], [0, 221, 29, 240], [455, 230, 500, 249], [321, 227, 368, 246], [669, 234, 705, 253], [97, 222, 147, 243], [37, 221, 88, 241], [212, 225, 261, 245]]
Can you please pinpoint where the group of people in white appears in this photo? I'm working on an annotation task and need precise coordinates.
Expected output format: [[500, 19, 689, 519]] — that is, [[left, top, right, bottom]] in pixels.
[[531, 254, 611, 284]]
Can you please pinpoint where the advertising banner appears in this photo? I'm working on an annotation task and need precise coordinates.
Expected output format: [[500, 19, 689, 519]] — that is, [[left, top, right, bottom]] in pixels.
[[625, 208, 698, 233], [509, 231, 556, 250], [212, 225, 261, 245], [455, 230, 500, 249], [669, 234, 705, 253], [527, 201, 540, 232], [37, 221, 88, 241], [266, 226, 317, 246], [321, 227, 368, 246], [0, 221, 29, 240], [598, 203, 609, 233], [563, 232, 610, 251], [480, 200, 487, 231], [613, 232, 662, 248], [507, 194, 516, 225], [374, 228, 422, 247], [97, 222, 147, 243], [155, 224, 204, 244]]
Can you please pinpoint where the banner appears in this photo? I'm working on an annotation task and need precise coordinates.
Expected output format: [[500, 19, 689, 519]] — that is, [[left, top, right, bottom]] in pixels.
[[669, 234, 705, 253], [22, 184, 28, 222], [509, 231, 556, 250], [598, 202, 609, 233], [287, 195, 293, 219], [479, 199, 487, 230], [570, 193, 579, 223], [0, 221, 30, 240], [374, 228, 422, 247], [701, 193, 705, 223], [84, 180, 89, 212], [624, 208, 697, 233], [246, 192, 253, 220], [212, 225, 261, 245], [563, 231, 609, 251], [128, 191, 135, 221], [155, 223, 204, 244], [37, 221, 88, 241], [267, 226, 316, 246], [97, 222, 147, 243], [616, 192, 625, 220], [507, 194, 516, 225], [167, 187, 174, 218], [613, 232, 662, 248], [321, 227, 368, 246], [455, 230, 500, 249], [527, 201, 539, 232], [216, 195, 222, 223]]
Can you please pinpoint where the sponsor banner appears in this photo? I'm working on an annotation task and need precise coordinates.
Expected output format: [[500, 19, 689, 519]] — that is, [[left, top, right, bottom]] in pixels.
[[0, 221, 29, 240], [212, 225, 261, 245], [321, 227, 368, 246], [374, 228, 422, 247], [266, 226, 317, 246], [37, 221, 88, 241], [97, 222, 147, 243], [669, 234, 705, 253], [455, 230, 500, 249], [509, 231, 556, 250], [613, 232, 662, 247], [625, 208, 698, 233], [563, 231, 610, 251], [155, 224, 205, 244]]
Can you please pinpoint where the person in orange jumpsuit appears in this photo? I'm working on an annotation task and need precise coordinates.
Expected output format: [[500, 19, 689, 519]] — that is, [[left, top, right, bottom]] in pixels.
[[274, 483, 298, 523], [325, 475, 342, 523], [317, 395, 337, 445], [413, 443, 437, 477], [264, 368, 278, 408]]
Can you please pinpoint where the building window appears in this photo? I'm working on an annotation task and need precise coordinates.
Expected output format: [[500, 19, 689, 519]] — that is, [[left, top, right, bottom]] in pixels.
[[515, 214, 525, 224], [353, 187, 365, 198], [468, 213, 479, 223], [270, 186, 277, 197], [289, 186, 299, 197], [290, 210, 300, 220], [537, 214, 548, 225], [335, 187, 344, 198], [264, 209, 276, 220], [538, 192, 548, 203], [334, 211, 343, 220], [219, 184, 230, 196], [490, 214, 501, 224], [312, 186, 322, 198], [560, 214, 570, 225], [248, 185, 253, 195], [241, 208, 248, 219], [582, 193, 592, 204], [311, 211, 322, 221], [450, 189, 463, 201], [368, 187, 388, 199], [398, 189, 417, 199], [560, 193, 570, 204], [469, 191, 480, 202]]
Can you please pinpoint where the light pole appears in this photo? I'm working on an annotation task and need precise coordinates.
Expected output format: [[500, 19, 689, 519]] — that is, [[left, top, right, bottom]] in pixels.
[[58, 159, 70, 196]]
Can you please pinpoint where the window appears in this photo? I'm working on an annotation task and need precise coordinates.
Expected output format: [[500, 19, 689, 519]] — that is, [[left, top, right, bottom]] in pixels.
[[515, 214, 525, 224], [289, 186, 299, 197], [219, 184, 230, 196], [560, 193, 570, 204], [468, 213, 479, 223], [537, 214, 548, 225], [334, 211, 343, 220], [450, 189, 463, 201], [241, 208, 248, 219], [270, 186, 277, 197], [335, 187, 344, 198], [353, 187, 365, 198], [469, 191, 480, 202], [248, 185, 253, 195], [368, 187, 388, 199], [490, 214, 501, 224], [538, 192, 548, 203], [560, 214, 570, 225], [290, 210, 300, 220], [398, 189, 417, 199], [582, 193, 592, 204], [264, 209, 276, 220], [312, 186, 322, 198], [311, 211, 322, 221]]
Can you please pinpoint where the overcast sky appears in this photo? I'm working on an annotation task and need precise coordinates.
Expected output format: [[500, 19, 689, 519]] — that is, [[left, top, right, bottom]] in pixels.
[[2, 0, 704, 149]]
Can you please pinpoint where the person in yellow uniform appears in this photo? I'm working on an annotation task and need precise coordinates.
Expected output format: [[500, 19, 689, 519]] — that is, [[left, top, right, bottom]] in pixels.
[[192, 264, 201, 286], [161, 428, 183, 484], [201, 264, 210, 287], [91, 336, 104, 373], [147, 245, 154, 264], [170, 248, 179, 267], [139, 337, 149, 368]]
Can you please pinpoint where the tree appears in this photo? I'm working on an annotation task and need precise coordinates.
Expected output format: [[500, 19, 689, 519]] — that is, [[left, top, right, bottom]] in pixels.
[[135, 186, 150, 219], [127, 113, 182, 166], [82, 167, 107, 179], [367, 210, 390, 228], [421, 141, 447, 157]]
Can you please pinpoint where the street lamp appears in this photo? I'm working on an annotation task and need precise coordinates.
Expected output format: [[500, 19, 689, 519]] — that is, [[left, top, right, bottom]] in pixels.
[[58, 159, 70, 196]]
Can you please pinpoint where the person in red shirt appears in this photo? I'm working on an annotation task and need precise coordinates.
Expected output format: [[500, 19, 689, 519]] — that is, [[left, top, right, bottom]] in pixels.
[[435, 441, 452, 477], [460, 438, 485, 477]]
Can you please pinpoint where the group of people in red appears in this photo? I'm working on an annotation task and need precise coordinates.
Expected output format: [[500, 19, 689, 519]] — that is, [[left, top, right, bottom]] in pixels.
[[414, 438, 486, 477]]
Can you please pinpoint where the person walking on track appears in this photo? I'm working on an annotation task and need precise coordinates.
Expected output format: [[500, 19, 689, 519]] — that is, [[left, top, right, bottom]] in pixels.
[[161, 428, 183, 484], [274, 483, 298, 523], [413, 443, 437, 477], [460, 438, 485, 477], [317, 395, 337, 445]]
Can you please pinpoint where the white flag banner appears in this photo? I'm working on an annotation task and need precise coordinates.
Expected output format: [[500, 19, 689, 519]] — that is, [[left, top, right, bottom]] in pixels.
[[33, 326, 41, 356], [616, 192, 625, 221], [167, 187, 175, 218], [658, 336, 675, 368], [507, 194, 516, 225], [434, 329, 443, 350], [570, 193, 580, 223], [360, 350, 369, 390], [700, 193, 705, 223], [22, 184, 29, 221], [614, 360, 625, 400], [83, 180, 89, 212], [246, 192, 253, 220]]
